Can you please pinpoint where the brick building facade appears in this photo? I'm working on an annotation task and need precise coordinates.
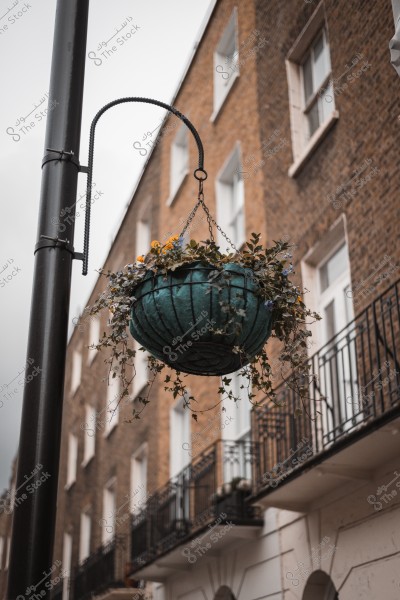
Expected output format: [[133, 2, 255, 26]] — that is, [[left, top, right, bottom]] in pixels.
[[2, 1, 400, 599]]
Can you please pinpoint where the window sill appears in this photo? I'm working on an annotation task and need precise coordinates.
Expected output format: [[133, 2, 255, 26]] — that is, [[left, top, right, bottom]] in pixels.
[[166, 170, 189, 207], [104, 422, 118, 438], [87, 350, 98, 367], [81, 455, 94, 469], [70, 384, 80, 397], [288, 110, 339, 178], [210, 71, 239, 124], [64, 481, 76, 492], [130, 381, 148, 402]]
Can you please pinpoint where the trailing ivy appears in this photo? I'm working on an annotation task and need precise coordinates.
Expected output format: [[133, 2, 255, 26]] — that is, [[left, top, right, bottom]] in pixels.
[[87, 233, 321, 420]]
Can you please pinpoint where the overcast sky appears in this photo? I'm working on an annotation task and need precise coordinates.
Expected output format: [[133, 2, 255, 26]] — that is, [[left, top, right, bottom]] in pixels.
[[0, 0, 214, 492]]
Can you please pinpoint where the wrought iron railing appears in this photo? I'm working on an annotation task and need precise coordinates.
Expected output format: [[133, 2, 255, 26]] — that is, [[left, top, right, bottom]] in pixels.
[[50, 579, 64, 600], [73, 540, 123, 600], [130, 438, 263, 571], [253, 278, 400, 492]]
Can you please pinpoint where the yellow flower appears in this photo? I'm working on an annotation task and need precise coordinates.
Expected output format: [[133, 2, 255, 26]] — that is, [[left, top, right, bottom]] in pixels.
[[297, 296, 302, 303], [136, 255, 145, 262], [151, 240, 161, 248]]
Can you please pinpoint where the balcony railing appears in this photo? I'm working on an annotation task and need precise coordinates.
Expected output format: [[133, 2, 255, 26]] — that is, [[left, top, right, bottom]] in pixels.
[[253, 278, 400, 493], [50, 580, 63, 600], [130, 438, 263, 572], [73, 540, 124, 600]]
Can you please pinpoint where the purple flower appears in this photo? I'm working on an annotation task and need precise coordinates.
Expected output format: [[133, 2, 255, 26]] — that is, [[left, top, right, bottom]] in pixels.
[[264, 300, 274, 310], [282, 264, 293, 276]]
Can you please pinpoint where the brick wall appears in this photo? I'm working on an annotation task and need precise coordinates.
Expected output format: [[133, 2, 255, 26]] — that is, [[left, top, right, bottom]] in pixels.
[[50, 0, 400, 591]]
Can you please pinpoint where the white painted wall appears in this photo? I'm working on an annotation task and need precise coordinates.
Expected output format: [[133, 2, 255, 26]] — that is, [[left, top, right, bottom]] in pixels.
[[158, 457, 400, 600]]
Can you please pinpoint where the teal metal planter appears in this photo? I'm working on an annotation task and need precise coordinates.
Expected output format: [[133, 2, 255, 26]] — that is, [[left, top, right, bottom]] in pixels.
[[129, 262, 272, 376]]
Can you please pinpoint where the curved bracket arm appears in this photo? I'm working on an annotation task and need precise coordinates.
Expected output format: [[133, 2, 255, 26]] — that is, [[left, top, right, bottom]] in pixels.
[[82, 97, 206, 275]]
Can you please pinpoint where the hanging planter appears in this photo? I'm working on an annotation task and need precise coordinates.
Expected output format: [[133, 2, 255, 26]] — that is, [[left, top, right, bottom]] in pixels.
[[85, 105, 320, 419], [88, 227, 320, 418], [129, 260, 272, 376]]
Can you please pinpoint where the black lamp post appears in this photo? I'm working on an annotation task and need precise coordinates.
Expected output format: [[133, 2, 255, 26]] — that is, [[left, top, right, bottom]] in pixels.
[[6, 2, 206, 598], [7, 1, 89, 597]]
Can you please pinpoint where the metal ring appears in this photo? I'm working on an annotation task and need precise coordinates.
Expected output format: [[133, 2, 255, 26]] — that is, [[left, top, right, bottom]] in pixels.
[[194, 168, 208, 181]]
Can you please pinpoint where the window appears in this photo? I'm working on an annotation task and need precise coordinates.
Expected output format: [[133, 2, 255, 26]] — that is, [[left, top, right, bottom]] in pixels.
[[222, 370, 252, 480], [104, 376, 120, 437], [133, 212, 151, 395], [214, 587, 237, 600], [286, 4, 338, 176], [136, 212, 151, 257], [8, 480, 16, 513], [66, 433, 78, 488], [168, 125, 189, 204], [62, 533, 72, 600], [130, 444, 148, 514], [301, 30, 333, 142], [5, 536, 10, 569], [82, 405, 95, 466], [0, 536, 3, 570], [216, 145, 245, 249], [71, 346, 82, 394], [302, 570, 338, 600], [170, 396, 191, 477], [301, 219, 358, 439], [132, 341, 148, 398], [87, 317, 100, 365], [213, 9, 239, 118], [79, 512, 91, 564], [102, 480, 116, 545], [317, 243, 353, 345]]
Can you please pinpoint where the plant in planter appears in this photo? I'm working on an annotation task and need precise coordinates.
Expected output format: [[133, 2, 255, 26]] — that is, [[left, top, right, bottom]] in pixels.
[[87, 222, 320, 419]]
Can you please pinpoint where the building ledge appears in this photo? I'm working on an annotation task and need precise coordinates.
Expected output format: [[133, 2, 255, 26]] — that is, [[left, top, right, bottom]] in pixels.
[[252, 412, 400, 511], [129, 517, 263, 582], [288, 110, 339, 177], [95, 587, 144, 600]]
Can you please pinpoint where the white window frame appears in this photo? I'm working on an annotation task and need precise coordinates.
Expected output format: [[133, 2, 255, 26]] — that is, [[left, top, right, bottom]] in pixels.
[[300, 30, 334, 140], [82, 404, 96, 467], [65, 433, 78, 489], [212, 8, 239, 121], [87, 316, 100, 365], [104, 376, 120, 437], [5, 536, 10, 570], [79, 511, 91, 564], [301, 216, 359, 440], [286, 2, 339, 177], [316, 242, 353, 346], [132, 340, 149, 400], [167, 125, 189, 206], [71, 345, 82, 395], [222, 369, 252, 481], [301, 215, 351, 349], [8, 480, 16, 514], [0, 536, 4, 570], [136, 211, 151, 257], [102, 478, 116, 546], [170, 395, 191, 478], [130, 443, 148, 514], [62, 532, 72, 600], [216, 144, 245, 250]]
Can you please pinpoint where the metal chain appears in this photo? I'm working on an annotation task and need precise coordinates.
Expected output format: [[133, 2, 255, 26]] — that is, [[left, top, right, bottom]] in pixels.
[[179, 180, 239, 253], [178, 196, 203, 240]]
